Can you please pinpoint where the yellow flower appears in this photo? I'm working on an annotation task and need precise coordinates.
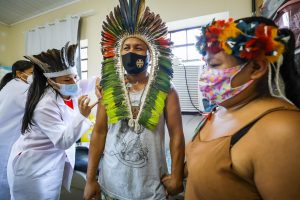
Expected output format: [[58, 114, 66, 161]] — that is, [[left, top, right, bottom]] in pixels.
[[218, 21, 242, 55]]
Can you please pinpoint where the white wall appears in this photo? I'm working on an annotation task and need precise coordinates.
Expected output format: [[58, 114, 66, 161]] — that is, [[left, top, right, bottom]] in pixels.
[[0, 23, 12, 66]]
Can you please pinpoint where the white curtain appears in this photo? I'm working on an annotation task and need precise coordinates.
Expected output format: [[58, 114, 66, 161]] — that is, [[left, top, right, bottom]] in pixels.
[[25, 16, 80, 55]]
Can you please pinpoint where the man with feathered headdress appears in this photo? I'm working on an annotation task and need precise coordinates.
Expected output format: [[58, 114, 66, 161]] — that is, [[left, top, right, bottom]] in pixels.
[[84, 1, 185, 199]]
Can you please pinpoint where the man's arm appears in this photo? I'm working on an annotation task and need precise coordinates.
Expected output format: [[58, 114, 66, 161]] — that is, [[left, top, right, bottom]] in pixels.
[[83, 103, 108, 200], [162, 88, 185, 196]]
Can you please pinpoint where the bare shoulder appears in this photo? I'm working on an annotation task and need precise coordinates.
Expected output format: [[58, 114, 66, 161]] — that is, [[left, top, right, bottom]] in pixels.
[[251, 109, 300, 153], [165, 87, 180, 106], [254, 109, 300, 140], [249, 109, 300, 198], [167, 86, 178, 97]]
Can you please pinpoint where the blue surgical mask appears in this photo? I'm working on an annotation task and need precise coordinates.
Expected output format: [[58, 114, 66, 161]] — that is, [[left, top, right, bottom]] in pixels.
[[27, 75, 33, 84], [57, 83, 80, 96]]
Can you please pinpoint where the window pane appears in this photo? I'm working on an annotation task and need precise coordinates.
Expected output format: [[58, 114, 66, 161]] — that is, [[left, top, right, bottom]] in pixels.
[[81, 71, 88, 80], [80, 39, 88, 48], [170, 30, 186, 46], [187, 45, 201, 60], [172, 46, 187, 60], [81, 60, 88, 71], [184, 60, 204, 67], [187, 28, 201, 44], [80, 48, 88, 59]]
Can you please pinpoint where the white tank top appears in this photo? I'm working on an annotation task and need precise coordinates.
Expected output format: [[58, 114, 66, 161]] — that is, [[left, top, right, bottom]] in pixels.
[[99, 89, 167, 200]]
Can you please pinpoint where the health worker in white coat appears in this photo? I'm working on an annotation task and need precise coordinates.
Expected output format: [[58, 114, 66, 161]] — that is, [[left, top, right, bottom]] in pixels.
[[7, 43, 99, 200], [0, 60, 33, 200]]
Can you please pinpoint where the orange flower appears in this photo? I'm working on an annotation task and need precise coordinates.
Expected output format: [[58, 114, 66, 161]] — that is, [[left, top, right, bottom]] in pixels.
[[240, 24, 284, 62], [196, 18, 285, 63]]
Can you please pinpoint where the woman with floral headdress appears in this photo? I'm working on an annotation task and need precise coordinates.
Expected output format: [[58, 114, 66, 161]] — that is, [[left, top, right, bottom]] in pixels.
[[185, 16, 300, 199], [7, 43, 99, 200], [84, 0, 185, 200]]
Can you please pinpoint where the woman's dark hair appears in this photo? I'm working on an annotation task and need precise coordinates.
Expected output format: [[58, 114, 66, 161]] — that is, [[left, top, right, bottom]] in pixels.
[[278, 28, 300, 108], [0, 60, 32, 90], [21, 64, 49, 134], [236, 16, 300, 108]]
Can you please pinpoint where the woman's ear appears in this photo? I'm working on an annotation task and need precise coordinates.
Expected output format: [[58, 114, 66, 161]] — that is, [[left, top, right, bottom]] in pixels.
[[47, 78, 60, 90], [248, 60, 269, 80], [15, 70, 26, 81], [15, 71, 21, 77]]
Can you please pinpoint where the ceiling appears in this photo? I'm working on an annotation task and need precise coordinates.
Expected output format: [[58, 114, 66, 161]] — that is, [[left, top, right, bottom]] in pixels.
[[0, 0, 79, 26]]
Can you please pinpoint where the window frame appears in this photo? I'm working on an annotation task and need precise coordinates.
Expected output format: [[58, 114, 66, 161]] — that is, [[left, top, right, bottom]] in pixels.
[[169, 26, 202, 63], [79, 39, 88, 79]]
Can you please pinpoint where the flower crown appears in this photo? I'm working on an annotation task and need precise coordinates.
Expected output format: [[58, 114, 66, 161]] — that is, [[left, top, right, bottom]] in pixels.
[[196, 18, 286, 63]]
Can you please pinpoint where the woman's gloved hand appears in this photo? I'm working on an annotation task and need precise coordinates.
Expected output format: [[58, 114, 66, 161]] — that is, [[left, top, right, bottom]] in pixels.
[[78, 95, 99, 118]]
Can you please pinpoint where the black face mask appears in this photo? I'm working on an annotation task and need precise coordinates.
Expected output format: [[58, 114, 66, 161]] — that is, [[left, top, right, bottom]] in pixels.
[[122, 52, 149, 75]]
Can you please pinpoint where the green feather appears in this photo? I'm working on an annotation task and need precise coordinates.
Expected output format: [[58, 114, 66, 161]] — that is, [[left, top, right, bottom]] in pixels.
[[101, 0, 173, 130]]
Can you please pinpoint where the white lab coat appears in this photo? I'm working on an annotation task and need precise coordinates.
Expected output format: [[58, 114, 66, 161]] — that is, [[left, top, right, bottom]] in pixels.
[[0, 79, 29, 200], [7, 78, 96, 200]]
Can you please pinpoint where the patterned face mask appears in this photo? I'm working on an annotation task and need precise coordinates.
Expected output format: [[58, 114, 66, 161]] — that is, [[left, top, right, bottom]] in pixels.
[[199, 63, 254, 105]]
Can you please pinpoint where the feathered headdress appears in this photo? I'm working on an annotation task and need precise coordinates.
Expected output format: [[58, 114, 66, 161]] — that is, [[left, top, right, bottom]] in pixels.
[[25, 42, 78, 78], [101, 0, 173, 132], [196, 18, 286, 63]]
